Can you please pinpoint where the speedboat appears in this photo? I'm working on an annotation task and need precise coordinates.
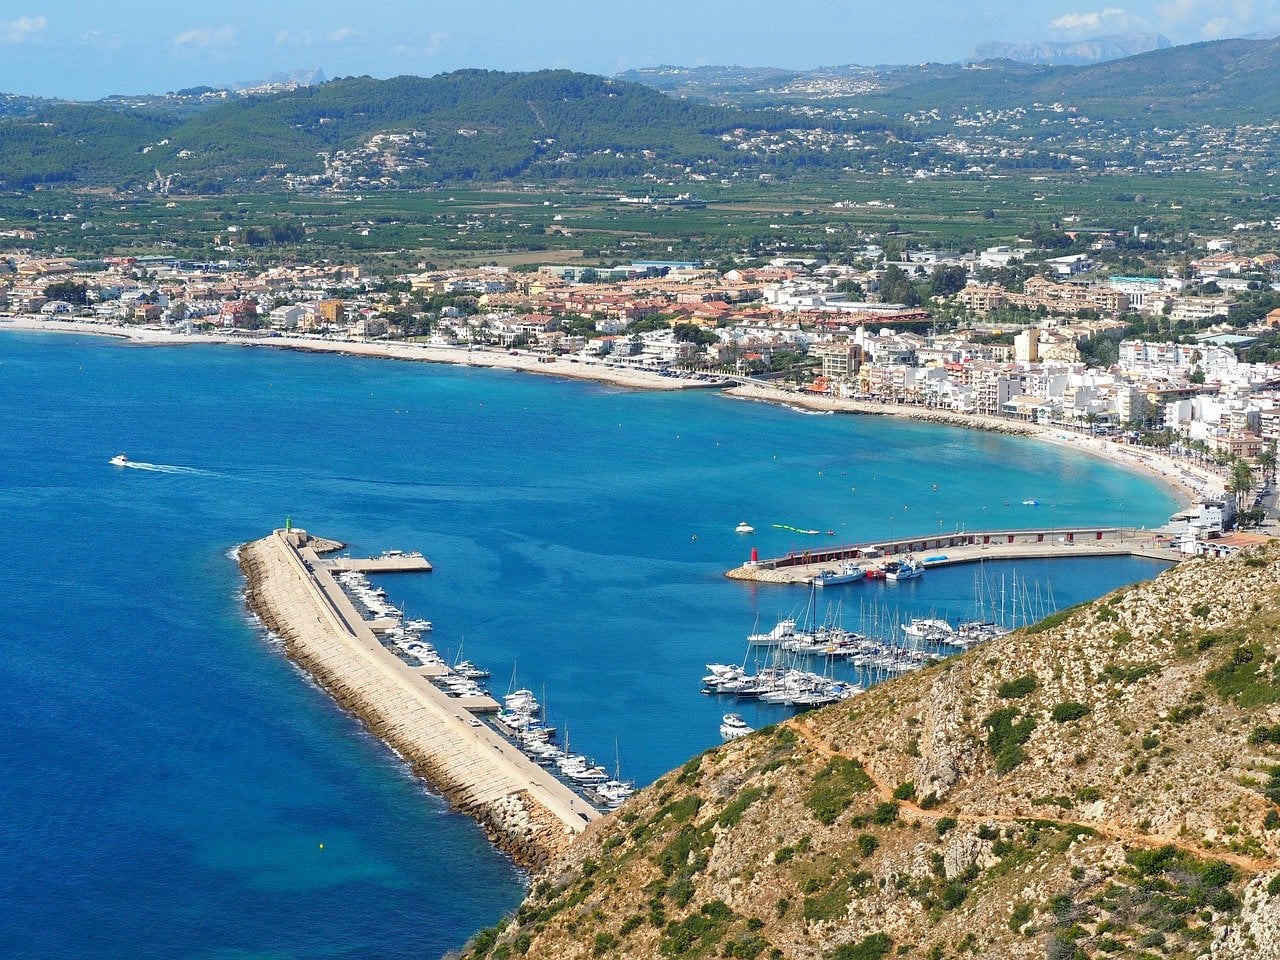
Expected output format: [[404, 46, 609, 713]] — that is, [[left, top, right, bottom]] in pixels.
[[812, 560, 865, 588], [1022, 498, 1039, 506], [735, 521, 755, 534], [109, 453, 129, 466], [720, 713, 753, 740]]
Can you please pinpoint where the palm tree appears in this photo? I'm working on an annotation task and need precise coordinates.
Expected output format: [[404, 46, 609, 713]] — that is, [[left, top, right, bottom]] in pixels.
[[1259, 443, 1277, 485], [1229, 456, 1256, 512], [1084, 411, 1099, 436]]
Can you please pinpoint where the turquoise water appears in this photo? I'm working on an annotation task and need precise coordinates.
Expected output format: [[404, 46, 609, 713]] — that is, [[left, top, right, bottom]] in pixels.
[[0, 332, 1176, 959]]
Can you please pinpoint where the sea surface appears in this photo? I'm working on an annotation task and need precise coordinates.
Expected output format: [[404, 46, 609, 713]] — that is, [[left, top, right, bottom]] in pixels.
[[0, 331, 1178, 959]]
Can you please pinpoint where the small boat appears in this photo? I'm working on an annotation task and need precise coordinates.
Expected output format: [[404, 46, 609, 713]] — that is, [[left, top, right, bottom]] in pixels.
[[1022, 498, 1039, 506], [812, 560, 866, 588], [882, 556, 924, 581], [109, 453, 129, 466], [735, 521, 755, 534], [720, 713, 753, 740]]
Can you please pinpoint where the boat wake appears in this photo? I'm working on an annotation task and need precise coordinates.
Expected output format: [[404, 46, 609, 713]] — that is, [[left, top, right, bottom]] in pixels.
[[118, 461, 212, 475]]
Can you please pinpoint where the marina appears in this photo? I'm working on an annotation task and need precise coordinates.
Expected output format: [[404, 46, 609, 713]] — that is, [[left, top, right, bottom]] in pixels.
[[238, 527, 600, 870], [705, 567, 1056, 709], [328, 565, 638, 809]]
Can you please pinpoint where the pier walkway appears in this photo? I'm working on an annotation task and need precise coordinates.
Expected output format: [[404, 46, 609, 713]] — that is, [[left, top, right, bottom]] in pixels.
[[240, 528, 597, 869], [727, 526, 1182, 583], [327, 554, 433, 573]]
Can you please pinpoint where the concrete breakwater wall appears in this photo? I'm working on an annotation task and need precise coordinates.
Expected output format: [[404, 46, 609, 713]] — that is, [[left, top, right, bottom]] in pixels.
[[726, 526, 1181, 584], [239, 531, 589, 871]]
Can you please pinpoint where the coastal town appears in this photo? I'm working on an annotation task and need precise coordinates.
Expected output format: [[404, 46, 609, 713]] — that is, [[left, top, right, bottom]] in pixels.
[[8, 230, 1280, 531]]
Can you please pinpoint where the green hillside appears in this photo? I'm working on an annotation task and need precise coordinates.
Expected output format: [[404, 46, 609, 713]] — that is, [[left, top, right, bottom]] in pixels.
[[3, 37, 1280, 192], [0, 70, 764, 189]]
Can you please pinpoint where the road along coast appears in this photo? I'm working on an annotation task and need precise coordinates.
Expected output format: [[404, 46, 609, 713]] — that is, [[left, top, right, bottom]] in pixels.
[[238, 527, 598, 871]]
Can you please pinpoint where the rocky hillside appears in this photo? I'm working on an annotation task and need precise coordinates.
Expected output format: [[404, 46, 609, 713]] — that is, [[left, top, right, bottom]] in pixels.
[[460, 548, 1280, 960]]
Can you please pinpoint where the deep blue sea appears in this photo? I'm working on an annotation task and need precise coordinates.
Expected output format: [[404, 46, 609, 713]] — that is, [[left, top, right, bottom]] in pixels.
[[0, 331, 1177, 959]]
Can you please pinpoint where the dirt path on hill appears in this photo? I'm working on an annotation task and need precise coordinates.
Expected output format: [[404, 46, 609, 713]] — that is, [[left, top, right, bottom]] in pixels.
[[790, 718, 1278, 874]]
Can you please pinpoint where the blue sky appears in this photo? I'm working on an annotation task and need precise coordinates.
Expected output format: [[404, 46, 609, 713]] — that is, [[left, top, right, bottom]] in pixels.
[[2, 0, 1279, 99]]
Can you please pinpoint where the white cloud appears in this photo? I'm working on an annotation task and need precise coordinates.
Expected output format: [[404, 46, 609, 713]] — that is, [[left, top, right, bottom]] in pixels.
[[1200, 15, 1236, 33], [81, 29, 124, 51], [423, 31, 447, 57], [1156, 0, 1279, 37], [172, 26, 235, 50], [1049, 7, 1138, 32], [274, 27, 360, 47], [0, 15, 48, 44]]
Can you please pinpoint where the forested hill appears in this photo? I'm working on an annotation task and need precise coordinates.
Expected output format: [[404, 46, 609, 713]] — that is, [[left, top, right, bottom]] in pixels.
[[4, 37, 1280, 192], [0, 70, 776, 190], [619, 35, 1280, 125], [856, 36, 1280, 124]]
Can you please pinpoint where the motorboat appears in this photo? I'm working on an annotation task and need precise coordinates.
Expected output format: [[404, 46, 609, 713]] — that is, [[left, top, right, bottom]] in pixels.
[[812, 560, 865, 588], [747, 618, 796, 646], [720, 713, 753, 740], [883, 556, 924, 581], [590, 778, 635, 808], [735, 521, 755, 534], [109, 453, 129, 466]]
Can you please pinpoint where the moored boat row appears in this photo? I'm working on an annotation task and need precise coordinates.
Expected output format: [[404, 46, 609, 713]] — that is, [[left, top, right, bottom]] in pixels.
[[333, 568, 635, 811]]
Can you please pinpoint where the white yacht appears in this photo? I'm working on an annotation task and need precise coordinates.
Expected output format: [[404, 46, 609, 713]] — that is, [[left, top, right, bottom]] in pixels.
[[109, 453, 129, 466], [902, 617, 955, 641], [720, 713, 753, 740], [734, 521, 755, 534]]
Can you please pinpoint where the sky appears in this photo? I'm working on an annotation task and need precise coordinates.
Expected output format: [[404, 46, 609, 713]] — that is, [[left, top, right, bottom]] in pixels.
[[2, 0, 1279, 99]]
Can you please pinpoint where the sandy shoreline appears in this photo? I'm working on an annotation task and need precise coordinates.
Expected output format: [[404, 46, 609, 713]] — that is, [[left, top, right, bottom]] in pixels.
[[4, 316, 1224, 506], [0, 316, 718, 392]]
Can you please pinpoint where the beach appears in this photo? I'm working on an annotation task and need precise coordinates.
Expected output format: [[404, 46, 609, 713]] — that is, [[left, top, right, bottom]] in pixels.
[[4, 316, 1224, 506], [0, 316, 719, 392]]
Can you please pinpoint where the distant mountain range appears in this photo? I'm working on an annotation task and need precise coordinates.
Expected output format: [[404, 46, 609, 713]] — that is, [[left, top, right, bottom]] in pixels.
[[227, 67, 328, 94], [1, 36, 1279, 190], [971, 32, 1172, 66]]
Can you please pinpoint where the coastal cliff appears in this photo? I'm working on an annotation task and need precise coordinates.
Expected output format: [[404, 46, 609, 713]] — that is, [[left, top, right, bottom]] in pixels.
[[461, 547, 1280, 959], [239, 534, 579, 871]]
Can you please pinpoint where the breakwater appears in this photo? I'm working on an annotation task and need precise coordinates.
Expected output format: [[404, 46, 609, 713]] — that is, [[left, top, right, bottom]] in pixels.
[[239, 528, 597, 871], [727, 526, 1182, 583]]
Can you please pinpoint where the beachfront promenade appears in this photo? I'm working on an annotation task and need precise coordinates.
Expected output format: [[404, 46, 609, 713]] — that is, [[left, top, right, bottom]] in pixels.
[[726, 525, 1182, 583], [239, 528, 597, 869]]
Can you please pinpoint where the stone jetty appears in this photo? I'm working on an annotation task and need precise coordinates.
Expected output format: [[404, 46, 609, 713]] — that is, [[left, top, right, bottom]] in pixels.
[[239, 528, 597, 871]]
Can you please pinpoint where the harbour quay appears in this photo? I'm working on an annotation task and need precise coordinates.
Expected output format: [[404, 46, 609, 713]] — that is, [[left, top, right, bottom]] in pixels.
[[727, 526, 1182, 584], [238, 528, 597, 871]]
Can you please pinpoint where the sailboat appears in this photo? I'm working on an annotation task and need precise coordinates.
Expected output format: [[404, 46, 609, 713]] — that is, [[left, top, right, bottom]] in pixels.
[[588, 739, 635, 808]]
